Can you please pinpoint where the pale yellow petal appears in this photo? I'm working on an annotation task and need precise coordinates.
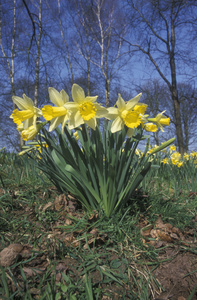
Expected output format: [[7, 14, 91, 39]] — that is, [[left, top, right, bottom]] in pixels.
[[156, 110, 166, 121], [86, 118, 97, 130], [23, 94, 35, 108], [106, 107, 119, 119], [48, 117, 62, 132], [94, 104, 108, 117], [127, 128, 135, 137], [68, 110, 84, 129], [84, 96, 98, 103], [126, 93, 142, 110], [72, 84, 85, 103], [111, 116, 124, 133], [12, 95, 33, 110], [61, 115, 69, 132], [48, 87, 65, 107], [23, 117, 34, 129], [116, 94, 126, 110], [60, 89, 69, 103]]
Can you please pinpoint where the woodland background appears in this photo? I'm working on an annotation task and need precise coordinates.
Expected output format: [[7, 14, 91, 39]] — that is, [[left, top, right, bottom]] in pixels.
[[0, 0, 197, 152]]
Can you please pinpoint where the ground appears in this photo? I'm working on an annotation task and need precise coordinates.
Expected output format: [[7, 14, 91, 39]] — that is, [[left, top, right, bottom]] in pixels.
[[0, 187, 196, 299]]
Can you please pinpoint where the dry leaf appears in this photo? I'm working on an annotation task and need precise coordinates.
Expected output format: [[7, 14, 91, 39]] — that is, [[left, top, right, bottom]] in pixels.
[[88, 210, 99, 222], [42, 202, 53, 212], [90, 228, 98, 235], [23, 267, 44, 277], [53, 194, 67, 211], [0, 244, 23, 267], [140, 224, 153, 237]]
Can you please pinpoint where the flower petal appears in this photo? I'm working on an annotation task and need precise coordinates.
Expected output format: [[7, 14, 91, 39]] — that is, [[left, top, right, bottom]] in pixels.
[[116, 94, 126, 110], [60, 89, 69, 103], [126, 93, 142, 110], [127, 128, 135, 137], [48, 117, 62, 132], [23, 117, 34, 129], [48, 87, 65, 107], [72, 84, 85, 104], [64, 102, 79, 110], [94, 104, 108, 117], [106, 107, 119, 119], [84, 96, 98, 103], [111, 116, 124, 133], [68, 110, 84, 129], [86, 118, 97, 130], [61, 115, 69, 132], [12, 95, 34, 110]]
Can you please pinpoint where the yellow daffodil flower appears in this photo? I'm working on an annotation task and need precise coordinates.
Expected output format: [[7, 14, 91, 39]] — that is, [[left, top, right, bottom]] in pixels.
[[42, 88, 70, 132], [170, 144, 176, 152], [64, 84, 108, 130], [148, 111, 170, 132], [106, 93, 145, 137], [161, 158, 168, 164], [11, 94, 42, 129], [21, 125, 40, 141], [177, 161, 183, 167], [183, 153, 189, 161], [17, 123, 24, 132], [190, 151, 197, 159], [143, 122, 157, 132], [21, 122, 47, 141], [171, 151, 182, 165]]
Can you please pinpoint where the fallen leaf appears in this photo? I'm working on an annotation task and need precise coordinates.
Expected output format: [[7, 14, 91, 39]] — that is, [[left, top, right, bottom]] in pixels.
[[0, 244, 23, 267], [23, 267, 45, 277], [53, 194, 67, 211], [42, 202, 53, 212]]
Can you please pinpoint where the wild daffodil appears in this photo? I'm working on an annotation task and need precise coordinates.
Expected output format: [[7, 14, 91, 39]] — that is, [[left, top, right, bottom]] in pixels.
[[171, 151, 182, 165], [65, 84, 108, 130], [106, 93, 145, 137], [161, 158, 168, 164], [143, 122, 157, 132], [21, 122, 47, 141], [148, 111, 170, 132], [170, 144, 176, 152], [42, 88, 70, 132], [11, 94, 42, 129]]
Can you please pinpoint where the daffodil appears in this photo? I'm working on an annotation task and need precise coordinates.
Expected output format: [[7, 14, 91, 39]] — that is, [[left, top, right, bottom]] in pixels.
[[170, 144, 176, 152], [21, 122, 47, 141], [171, 151, 182, 165], [64, 84, 108, 130], [11, 94, 42, 129], [190, 151, 197, 159], [161, 158, 168, 164], [106, 93, 145, 137], [148, 111, 170, 132], [42, 88, 70, 132], [17, 123, 24, 132], [143, 122, 157, 132], [177, 161, 183, 167], [183, 153, 189, 161]]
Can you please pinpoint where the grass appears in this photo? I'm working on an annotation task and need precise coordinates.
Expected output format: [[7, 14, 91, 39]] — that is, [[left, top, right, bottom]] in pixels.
[[0, 149, 196, 299]]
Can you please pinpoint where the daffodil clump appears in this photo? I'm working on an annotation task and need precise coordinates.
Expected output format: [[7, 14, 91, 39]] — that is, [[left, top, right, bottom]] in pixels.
[[159, 145, 197, 168], [10, 83, 174, 217], [10, 84, 171, 141]]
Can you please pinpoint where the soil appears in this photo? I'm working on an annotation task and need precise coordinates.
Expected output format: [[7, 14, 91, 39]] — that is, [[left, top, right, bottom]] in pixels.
[[0, 189, 196, 299]]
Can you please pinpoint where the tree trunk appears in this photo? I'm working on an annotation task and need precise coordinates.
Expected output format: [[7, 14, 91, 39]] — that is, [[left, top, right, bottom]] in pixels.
[[170, 4, 184, 154], [34, 0, 42, 108], [105, 78, 110, 108], [171, 90, 184, 154]]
